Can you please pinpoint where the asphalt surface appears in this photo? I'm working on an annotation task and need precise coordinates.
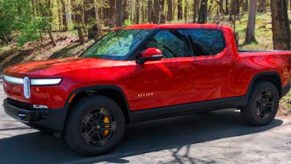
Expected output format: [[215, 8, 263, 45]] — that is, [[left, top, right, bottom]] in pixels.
[[0, 83, 291, 164]]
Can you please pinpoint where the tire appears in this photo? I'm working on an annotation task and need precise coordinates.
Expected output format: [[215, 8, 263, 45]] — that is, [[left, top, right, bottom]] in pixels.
[[65, 95, 125, 156], [241, 81, 279, 126]]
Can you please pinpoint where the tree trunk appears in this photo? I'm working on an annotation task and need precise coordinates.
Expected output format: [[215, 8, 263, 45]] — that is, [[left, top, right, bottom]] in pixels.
[[160, 0, 166, 23], [243, 0, 249, 12], [193, 0, 200, 22], [198, 0, 208, 23], [39, 2, 57, 46], [48, 28, 57, 47], [225, 0, 229, 14], [135, 0, 140, 24], [123, 0, 129, 21], [270, 0, 291, 50], [77, 27, 85, 44], [108, 0, 116, 27], [208, 0, 213, 11], [60, 0, 68, 31], [229, 0, 239, 21], [258, 0, 266, 13], [93, 0, 102, 40], [141, 1, 146, 22], [153, 0, 161, 23], [177, 0, 183, 20], [148, 0, 152, 23], [72, 0, 85, 44], [244, 0, 257, 44], [115, 0, 123, 27], [167, 0, 173, 21], [2, 33, 10, 45], [219, 0, 226, 14], [184, 0, 189, 22], [229, 0, 235, 21]]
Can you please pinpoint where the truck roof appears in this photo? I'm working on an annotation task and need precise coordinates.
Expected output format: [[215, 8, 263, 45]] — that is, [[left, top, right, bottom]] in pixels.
[[124, 23, 231, 30]]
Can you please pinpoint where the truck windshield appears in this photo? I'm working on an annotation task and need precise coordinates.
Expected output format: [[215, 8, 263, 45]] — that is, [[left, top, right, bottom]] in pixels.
[[82, 29, 153, 60]]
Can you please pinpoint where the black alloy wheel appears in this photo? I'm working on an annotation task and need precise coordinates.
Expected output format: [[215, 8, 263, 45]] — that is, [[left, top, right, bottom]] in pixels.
[[81, 108, 117, 146]]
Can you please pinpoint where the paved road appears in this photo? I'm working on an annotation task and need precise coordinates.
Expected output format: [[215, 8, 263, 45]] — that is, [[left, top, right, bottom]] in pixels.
[[0, 84, 291, 164]]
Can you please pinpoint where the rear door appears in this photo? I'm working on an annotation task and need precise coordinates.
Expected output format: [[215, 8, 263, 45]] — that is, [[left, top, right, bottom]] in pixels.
[[184, 29, 233, 102]]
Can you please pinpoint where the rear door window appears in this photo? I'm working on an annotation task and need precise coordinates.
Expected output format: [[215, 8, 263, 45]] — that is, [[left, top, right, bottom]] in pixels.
[[144, 30, 190, 58], [185, 29, 226, 56]]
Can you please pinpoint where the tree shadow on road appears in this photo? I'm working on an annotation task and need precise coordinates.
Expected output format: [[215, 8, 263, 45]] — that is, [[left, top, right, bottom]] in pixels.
[[0, 109, 283, 164]]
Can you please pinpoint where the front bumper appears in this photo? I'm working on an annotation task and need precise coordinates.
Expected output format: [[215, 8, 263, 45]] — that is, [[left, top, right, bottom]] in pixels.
[[3, 98, 67, 132]]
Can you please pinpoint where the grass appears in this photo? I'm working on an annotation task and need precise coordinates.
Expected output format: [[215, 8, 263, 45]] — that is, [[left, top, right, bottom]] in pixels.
[[279, 92, 291, 116], [233, 13, 273, 50]]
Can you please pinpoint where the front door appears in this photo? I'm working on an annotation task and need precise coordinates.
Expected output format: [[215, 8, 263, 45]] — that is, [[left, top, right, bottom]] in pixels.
[[129, 30, 194, 111]]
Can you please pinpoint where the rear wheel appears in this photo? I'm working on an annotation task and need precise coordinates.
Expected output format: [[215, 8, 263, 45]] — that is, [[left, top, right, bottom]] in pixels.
[[65, 95, 125, 156], [241, 81, 279, 126]]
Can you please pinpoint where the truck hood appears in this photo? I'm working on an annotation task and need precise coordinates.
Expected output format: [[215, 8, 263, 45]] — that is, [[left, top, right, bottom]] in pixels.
[[3, 57, 132, 78]]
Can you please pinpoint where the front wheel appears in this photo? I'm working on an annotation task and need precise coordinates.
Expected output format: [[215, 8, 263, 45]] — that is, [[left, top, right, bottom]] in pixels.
[[65, 95, 125, 156], [241, 81, 279, 126]]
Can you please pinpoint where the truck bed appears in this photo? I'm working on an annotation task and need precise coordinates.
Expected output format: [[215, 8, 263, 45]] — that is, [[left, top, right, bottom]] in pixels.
[[239, 50, 290, 53]]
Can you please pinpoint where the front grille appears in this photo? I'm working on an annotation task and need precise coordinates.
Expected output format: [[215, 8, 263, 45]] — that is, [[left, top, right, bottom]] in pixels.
[[6, 98, 34, 110]]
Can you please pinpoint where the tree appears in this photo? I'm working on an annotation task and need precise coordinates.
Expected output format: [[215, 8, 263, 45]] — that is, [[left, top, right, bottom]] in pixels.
[[258, 0, 267, 13], [225, 0, 229, 14], [60, 0, 68, 31], [229, 0, 238, 21], [243, 0, 249, 12], [152, 0, 163, 23], [135, 0, 140, 24], [148, 0, 153, 23], [244, 0, 257, 44], [177, 0, 183, 20], [167, 0, 173, 22], [72, 0, 85, 44], [193, 0, 200, 23], [198, 0, 208, 23], [0, 0, 51, 46], [93, 0, 102, 40], [184, 0, 189, 22], [115, 0, 124, 27], [270, 0, 291, 50], [123, 0, 129, 22], [218, 0, 226, 14]]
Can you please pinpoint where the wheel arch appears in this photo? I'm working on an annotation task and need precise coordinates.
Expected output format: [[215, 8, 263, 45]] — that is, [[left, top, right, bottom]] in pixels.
[[247, 72, 283, 99], [64, 85, 131, 125]]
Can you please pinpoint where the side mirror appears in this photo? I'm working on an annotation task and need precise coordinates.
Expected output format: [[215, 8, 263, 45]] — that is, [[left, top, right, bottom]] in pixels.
[[137, 48, 163, 64]]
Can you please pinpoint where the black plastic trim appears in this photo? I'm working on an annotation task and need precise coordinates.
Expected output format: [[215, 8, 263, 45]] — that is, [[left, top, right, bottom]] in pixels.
[[66, 85, 130, 109], [65, 85, 131, 123], [245, 71, 282, 98], [3, 99, 66, 132], [128, 96, 247, 123]]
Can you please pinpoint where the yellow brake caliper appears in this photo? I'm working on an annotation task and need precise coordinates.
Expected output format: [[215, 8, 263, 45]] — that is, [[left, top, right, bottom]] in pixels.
[[103, 116, 110, 136]]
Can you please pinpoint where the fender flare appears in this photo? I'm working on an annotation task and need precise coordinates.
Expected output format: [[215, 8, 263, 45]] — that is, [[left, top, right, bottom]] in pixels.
[[61, 85, 131, 129], [245, 71, 282, 99]]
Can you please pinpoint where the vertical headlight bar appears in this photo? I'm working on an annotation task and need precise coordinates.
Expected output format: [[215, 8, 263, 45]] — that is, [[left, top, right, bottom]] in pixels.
[[23, 77, 31, 99]]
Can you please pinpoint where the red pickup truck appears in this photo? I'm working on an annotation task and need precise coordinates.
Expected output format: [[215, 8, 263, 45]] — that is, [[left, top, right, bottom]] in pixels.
[[2, 24, 291, 155]]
